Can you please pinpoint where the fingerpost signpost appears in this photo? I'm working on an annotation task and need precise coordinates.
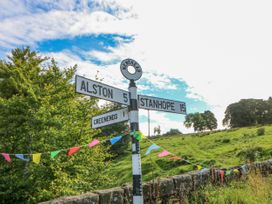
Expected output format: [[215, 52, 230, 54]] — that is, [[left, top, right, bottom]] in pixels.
[[75, 59, 186, 204]]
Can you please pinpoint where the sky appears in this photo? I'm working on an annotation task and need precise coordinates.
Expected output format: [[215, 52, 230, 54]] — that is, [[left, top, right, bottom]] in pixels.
[[0, 0, 272, 135]]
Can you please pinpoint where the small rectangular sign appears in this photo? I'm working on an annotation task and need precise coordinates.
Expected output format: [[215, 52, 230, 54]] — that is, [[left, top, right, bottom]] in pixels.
[[138, 95, 186, 114], [75, 75, 130, 105], [92, 108, 129, 128]]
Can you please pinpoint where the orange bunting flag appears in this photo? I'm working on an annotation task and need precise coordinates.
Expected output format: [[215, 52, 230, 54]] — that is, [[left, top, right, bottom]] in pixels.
[[68, 146, 81, 156], [32, 153, 41, 164], [220, 170, 225, 183], [169, 156, 182, 161]]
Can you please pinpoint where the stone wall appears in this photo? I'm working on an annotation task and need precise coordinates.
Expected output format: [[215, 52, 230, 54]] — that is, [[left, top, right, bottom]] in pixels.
[[40, 160, 272, 204]]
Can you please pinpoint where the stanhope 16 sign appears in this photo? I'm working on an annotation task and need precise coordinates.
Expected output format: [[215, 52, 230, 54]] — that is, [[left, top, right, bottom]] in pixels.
[[138, 95, 186, 114]]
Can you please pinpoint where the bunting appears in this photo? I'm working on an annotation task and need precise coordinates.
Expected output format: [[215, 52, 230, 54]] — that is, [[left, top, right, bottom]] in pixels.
[[197, 165, 203, 170], [110, 136, 122, 145], [32, 153, 41, 164], [68, 146, 81, 156], [88, 139, 100, 148], [132, 131, 145, 141], [145, 144, 160, 155], [15, 154, 29, 161], [0, 132, 257, 179], [220, 170, 225, 183], [169, 156, 182, 161], [51, 150, 61, 159], [2, 153, 11, 162], [158, 150, 171, 157]]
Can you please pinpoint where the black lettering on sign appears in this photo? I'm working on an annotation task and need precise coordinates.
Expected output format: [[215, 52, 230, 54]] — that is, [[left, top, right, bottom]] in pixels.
[[171, 102, 175, 111], [180, 103, 186, 113], [123, 93, 128, 103], [80, 81, 86, 91], [92, 84, 97, 94]]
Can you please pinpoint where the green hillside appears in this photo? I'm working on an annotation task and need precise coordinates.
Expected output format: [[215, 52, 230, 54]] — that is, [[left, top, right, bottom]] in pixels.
[[108, 125, 272, 188]]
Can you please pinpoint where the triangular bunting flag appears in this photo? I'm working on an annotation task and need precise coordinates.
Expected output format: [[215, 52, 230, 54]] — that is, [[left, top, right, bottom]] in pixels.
[[220, 170, 225, 183], [225, 170, 231, 176], [145, 144, 160, 155], [32, 153, 41, 164], [197, 165, 203, 170], [132, 131, 145, 141], [233, 169, 239, 173], [51, 150, 61, 159], [68, 146, 81, 156], [158, 150, 171, 157], [169, 155, 182, 161], [88, 139, 100, 148], [110, 136, 122, 145], [1, 153, 11, 162], [15, 154, 29, 161]]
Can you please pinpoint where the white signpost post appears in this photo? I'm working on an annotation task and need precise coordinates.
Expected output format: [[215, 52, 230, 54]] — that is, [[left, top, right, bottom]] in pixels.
[[75, 59, 187, 204]]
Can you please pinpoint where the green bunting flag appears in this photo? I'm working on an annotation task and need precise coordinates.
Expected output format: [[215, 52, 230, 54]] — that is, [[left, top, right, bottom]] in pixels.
[[132, 131, 145, 141], [51, 150, 61, 159]]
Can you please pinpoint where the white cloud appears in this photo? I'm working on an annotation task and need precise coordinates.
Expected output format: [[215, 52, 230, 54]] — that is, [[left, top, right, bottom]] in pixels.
[[2, 0, 272, 131], [139, 109, 188, 136]]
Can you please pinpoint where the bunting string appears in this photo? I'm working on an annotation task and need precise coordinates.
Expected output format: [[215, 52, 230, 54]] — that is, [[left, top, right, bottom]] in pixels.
[[0, 130, 248, 177], [0, 131, 129, 163]]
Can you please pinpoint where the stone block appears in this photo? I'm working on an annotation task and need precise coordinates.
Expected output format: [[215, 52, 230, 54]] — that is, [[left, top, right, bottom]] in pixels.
[[95, 187, 124, 204], [39, 192, 99, 204]]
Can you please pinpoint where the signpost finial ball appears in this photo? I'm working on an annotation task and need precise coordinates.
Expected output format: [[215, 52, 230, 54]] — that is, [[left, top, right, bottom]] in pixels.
[[120, 58, 142, 81]]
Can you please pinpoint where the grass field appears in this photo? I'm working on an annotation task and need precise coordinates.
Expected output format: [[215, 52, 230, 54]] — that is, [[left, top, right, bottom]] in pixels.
[[108, 125, 272, 188], [188, 173, 272, 204]]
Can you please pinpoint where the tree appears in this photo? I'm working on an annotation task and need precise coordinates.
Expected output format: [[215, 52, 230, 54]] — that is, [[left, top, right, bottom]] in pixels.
[[154, 125, 161, 135], [0, 48, 114, 203], [223, 98, 272, 128], [98, 103, 130, 156], [163, 128, 182, 136], [184, 111, 217, 132]]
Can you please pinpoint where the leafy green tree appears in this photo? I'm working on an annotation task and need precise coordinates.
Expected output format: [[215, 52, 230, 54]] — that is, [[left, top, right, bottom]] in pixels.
[[184, 111, 217, 132], [98, 103, 130, 156], [203, 110, 217, 131], [163, 128, 182, 136], [223, 98, 272, 128], [0, 48, 115, 203]]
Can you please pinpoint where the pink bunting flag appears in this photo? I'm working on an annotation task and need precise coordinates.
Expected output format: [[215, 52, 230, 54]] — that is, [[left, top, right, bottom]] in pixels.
[[158, 150, 171, 158], [1, 153, 11, 162], [67, 146, 81, 156], [88, 139, 100, 148]]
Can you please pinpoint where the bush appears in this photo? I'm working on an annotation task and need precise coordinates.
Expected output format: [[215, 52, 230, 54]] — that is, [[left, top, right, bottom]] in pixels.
[[222, 138, 230, 143], [237, 147, 264, 162], [257, 127, 265, 136]]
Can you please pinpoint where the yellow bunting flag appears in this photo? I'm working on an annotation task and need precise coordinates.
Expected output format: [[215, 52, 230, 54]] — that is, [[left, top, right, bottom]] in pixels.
[[32, 153, 41, 164], [197, 165, 203, 170], [233, 169, 239, 173]]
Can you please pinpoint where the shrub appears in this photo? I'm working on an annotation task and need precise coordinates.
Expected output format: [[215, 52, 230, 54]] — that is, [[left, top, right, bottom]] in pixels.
[[237, 147, 264, 162], [222, 138, 230, 143], [257, 127, 265, 136]]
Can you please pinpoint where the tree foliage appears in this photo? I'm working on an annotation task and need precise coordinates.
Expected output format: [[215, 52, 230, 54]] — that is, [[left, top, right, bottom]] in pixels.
[[0, 48, 115, 203], [184, 110, 217, 132], [98, 103, 130, 156], [223, 98, 272, 128]]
